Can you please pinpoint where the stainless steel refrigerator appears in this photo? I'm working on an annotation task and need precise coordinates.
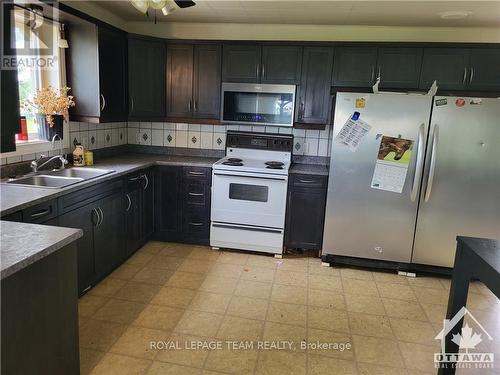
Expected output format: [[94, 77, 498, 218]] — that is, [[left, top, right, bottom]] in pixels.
[[323, 93, 500, 268]]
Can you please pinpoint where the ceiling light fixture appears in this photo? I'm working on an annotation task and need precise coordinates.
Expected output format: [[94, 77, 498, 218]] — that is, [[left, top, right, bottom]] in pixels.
[[439, 11, 471, 20], [129, 0, 195, 16]]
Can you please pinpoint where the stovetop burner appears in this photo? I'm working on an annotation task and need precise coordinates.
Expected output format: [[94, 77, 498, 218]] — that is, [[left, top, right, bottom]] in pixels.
[[228, 158, 243, 163], [222, 160, 243, 166], [265, 161, 285, 167]]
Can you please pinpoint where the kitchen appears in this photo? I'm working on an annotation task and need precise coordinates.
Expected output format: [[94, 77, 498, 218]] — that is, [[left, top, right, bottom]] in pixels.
[[1, 1, 499, 374]]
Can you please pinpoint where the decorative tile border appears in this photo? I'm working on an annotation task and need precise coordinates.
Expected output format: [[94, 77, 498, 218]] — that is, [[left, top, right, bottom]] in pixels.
[[125, 122, 332, 157]]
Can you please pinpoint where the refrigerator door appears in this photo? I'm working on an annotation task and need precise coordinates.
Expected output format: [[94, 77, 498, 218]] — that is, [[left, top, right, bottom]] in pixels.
[[412, 96, 500, 268], [323, 92, 433, 263]]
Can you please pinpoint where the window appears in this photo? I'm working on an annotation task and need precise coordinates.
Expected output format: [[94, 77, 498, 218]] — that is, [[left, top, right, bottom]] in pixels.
[[14, 10, 63, 144]]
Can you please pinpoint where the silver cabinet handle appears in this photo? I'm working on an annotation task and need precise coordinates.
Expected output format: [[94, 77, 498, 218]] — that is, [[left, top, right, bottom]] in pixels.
[[298, 179, 315, 183], [469, 67, 474, 84], [125, 193, 132, 212], [141, 174, 149, 190], [91, 208, 99, 227], [188, 192, 204, 196], [188, 171, 204, 176], [262, 63, 265, 78], [100, 94, 106, 111], [128, 176, 140, 182], [462, 67, 467, 84], [256, 63, 260, 79], [193, 100, 197, 112], [97, 207, 104, 226], [130, 96, 134, 113], [30, 209, 51, 218], [424, 124, 439, 203], [188, 222, 204, 226], [410, 123, 426, 202], [188, 100, 191, 112]]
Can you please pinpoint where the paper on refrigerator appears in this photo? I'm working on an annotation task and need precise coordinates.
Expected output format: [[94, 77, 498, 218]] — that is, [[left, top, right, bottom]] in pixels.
[[371, 135, 414, 194], [334, 114, 372, 152]]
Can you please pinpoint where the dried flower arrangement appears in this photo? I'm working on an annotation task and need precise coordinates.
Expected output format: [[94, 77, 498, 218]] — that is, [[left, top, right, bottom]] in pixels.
[[21, 86, 76, 127]]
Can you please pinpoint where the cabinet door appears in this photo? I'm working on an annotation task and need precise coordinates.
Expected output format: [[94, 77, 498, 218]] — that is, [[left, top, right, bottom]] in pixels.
[[98, 27, 128, 120], [59, 203, 97, 295], [125, 181, 142, 257], [1, 2, 19, 152], [128, 37, 166, 118], [166, 44, 194, 118], [222, 45, 261, 83], [94, 191, 124, 278], [332, 47, 378, 87], [285, 187, 326, 250], [419, 48, 469, 90], [193, 45, 221, 119], [142, 169, 155, 238], [467, 49, 500, 91], [261, 46, 302, 84], [155, 166, 183, 241], [296, 47, 334, 125], [378, 48, 423, 89]]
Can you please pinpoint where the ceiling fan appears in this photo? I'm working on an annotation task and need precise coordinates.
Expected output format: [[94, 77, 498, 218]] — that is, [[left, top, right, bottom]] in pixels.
[[130, 0, 195, 16]]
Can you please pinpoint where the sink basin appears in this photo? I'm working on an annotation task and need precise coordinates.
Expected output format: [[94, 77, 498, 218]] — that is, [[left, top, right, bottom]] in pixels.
[[4, 168, 115, 189], [5, 175, 84, 188], [47, 167, 114, 180]]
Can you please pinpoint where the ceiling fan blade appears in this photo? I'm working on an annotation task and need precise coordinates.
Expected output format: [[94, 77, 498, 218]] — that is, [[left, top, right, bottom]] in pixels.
[[174, 0, 196, 8]]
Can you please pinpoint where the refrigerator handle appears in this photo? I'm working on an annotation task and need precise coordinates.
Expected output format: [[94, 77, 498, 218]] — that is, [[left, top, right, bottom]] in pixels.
[[410, 123, 426, 202], [424, 124, 439, 202]]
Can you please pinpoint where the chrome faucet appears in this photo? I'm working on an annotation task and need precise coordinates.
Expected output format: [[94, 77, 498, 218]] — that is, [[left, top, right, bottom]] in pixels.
[[30, 134, 68, 173]]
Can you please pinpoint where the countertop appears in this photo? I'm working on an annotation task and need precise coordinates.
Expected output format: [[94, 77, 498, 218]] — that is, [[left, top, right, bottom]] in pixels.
[[289, 163, 329, 176], [0, 221, 83, 279], [0, 153, 329, 215], [0, 154, 219, 216]]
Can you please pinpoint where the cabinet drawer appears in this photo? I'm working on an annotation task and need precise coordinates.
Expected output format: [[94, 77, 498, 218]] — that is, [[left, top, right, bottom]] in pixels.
[[184, 180, 208, 205], [183, 208, 210, 236], [290, 174, 328, 189], [183, 166, 210, 180], [59, 179, 123, 214], [23, 200, 58, 224]]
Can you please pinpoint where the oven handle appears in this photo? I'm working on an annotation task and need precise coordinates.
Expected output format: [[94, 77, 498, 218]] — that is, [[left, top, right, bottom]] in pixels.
[[212, 223, 283, 234], [213, 172, 287, 181]]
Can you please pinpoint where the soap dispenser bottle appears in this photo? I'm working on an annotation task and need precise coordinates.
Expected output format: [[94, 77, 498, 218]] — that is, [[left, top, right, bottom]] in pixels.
[[73, 144, 85, 166]]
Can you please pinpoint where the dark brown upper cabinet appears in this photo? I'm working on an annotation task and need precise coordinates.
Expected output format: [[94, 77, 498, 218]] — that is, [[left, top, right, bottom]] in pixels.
[[166, 43, 221, 120], [296, 47, 334, 126], [128, 36, 166, 120], [464, 49, 500, 92], [420, 48, 500, 92], [66, 20, 127, 123], [1, 2, 20, 152], [419, 48, 470, 91], [378, 48, 423, 89], [332, 47, 378, 88], [333, 47, 423, 89], [222, 44, 302, 84]]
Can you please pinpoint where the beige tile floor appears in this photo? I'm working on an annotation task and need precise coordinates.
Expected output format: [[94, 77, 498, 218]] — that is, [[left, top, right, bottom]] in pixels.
[[79, 241, 500, 375]]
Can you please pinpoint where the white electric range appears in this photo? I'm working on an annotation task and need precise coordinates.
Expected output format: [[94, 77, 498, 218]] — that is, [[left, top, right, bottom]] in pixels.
[[210, 131, 294, 255]]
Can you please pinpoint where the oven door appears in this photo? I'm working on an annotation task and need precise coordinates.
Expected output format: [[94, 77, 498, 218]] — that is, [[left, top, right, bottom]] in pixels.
[[211, 170, 288, 228], [221, 83, 295, 127]]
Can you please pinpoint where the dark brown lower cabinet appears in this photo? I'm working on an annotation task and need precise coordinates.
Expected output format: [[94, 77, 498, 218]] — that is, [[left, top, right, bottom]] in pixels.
[[155, 165, 212, 245], [285, 174, 328, 250], [1, 242, 80, 375]]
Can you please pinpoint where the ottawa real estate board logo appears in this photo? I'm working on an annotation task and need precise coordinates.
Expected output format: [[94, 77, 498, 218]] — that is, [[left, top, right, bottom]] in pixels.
[[1, 1, 58, 70], [434, 307, 494, 370]]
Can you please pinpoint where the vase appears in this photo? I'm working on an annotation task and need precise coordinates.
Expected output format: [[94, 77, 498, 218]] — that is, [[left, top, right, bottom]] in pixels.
[[36, 114, 64, 141]]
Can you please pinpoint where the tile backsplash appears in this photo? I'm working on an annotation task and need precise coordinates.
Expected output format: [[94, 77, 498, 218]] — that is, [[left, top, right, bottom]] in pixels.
[[2, 121, 331, 166], [69, 121, 127, 151], [127, 122, 332, 157]]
